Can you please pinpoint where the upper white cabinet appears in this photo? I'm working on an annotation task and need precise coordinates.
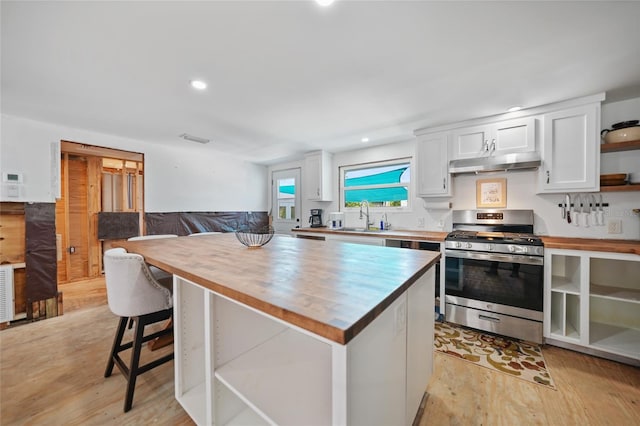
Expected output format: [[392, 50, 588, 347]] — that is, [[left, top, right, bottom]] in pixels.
[[493, 117, 536, 154], [304, 151, 333, 201], [416, 132, 451, 197], [450, 117, 536, 160], [538, 103, 600, 193], [450, 125, 491, 159]]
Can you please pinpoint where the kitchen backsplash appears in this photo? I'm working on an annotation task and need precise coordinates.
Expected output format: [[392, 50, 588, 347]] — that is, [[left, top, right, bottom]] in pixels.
[[331, 169, 640, 240]]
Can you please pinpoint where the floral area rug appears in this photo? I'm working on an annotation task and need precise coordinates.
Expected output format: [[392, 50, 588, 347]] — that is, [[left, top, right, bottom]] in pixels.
[[434, 321, 556, 389]]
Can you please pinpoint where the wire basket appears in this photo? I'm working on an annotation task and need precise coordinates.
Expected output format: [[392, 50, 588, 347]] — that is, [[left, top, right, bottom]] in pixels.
[[235, 226, 275, 248]]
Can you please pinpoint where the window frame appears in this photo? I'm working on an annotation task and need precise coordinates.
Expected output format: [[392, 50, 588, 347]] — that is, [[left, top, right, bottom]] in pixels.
[[339, 157, 413, 212]]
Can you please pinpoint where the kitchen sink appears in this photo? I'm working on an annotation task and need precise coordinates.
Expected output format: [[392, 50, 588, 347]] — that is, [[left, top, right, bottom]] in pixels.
[[340, 227, 384, 233]]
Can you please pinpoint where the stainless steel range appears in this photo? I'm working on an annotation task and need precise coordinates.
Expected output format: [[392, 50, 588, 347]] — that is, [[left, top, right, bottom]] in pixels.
[[444, 209, 544, 343]]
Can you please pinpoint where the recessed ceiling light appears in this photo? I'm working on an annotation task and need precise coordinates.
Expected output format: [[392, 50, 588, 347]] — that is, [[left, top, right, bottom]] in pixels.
[[507, 106, 522, 112], [361, 137, 370, 143], [190, 80, 207, 90], [315, 0, 335, 6]]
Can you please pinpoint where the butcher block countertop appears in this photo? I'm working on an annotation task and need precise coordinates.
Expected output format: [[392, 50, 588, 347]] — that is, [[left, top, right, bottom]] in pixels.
[[540, 236, 640, 255], [120, 233, 439, 344], [294, 227, 640, 255], [293, 227, 448, 242]]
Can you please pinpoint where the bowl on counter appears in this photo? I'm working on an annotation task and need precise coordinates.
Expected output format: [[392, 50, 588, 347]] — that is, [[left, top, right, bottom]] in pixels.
[[600, 173, 627, 186], [235, 225, 275, 248]]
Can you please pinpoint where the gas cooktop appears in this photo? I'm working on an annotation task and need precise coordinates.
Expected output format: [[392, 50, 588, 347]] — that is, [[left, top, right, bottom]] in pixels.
[[446, 230, 543, 246]]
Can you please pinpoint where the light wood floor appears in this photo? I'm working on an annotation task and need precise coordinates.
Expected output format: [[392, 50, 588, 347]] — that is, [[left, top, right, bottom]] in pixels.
[[1, 277, 639, 425]]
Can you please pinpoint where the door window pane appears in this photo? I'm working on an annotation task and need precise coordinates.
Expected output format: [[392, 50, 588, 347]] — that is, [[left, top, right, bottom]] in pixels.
[[277, 178, 295, 220]]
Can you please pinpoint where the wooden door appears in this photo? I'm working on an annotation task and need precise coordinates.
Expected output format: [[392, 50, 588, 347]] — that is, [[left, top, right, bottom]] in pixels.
[[65, 155, 89, 281], [56, 154, 102, 282]]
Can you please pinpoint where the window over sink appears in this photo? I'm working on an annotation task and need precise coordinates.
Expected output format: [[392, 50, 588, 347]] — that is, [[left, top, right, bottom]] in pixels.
[[340, 159, 411, 210]]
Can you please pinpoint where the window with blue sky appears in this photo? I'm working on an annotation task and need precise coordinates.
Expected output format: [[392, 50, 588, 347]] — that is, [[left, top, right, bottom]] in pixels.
[[341, 160, 411, 209]]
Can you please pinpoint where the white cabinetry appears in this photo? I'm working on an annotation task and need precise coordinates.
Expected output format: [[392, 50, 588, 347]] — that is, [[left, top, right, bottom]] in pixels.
[[493, 117, 536, 154], [545, 249, 639, 364], [450, 117, 535, 160], [546, 252, 585, 343], [173, 271, 434, 425], [538, 103, 600, 193], [450, 125, 491, 159], [304, 150, 333, 201], [416, 132, 451, 197]]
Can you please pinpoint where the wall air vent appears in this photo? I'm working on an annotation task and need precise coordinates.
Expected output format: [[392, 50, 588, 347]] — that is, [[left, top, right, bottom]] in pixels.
[[179, 133, 210, 144]]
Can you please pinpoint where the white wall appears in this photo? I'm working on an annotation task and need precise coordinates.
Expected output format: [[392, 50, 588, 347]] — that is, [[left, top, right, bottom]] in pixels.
[[0, 114, 268, 211], [272, 96, 640, 240]]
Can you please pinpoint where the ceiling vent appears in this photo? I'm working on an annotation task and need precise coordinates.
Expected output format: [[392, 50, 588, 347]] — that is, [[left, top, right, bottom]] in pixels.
[[179, 133, 210, 144]]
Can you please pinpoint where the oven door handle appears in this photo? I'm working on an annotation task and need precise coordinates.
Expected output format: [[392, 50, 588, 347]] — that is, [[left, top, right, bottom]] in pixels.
[[444, 249, 543, 266]]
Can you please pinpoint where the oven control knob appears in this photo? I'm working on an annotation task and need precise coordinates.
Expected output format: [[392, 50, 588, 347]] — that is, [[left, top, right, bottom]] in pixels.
[[508, 245, 516, 253], [465, 242, 472, 249], [455, 242, 462, 248], [488, 243, 494, 251], [522, 246, 529, 253]]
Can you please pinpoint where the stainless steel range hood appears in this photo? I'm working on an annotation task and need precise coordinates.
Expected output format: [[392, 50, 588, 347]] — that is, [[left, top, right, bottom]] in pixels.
[[448, 152, 541, 174]]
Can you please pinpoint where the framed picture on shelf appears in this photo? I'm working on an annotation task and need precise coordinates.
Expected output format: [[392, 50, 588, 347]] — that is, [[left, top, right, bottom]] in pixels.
[[476, 178, 507, 208]]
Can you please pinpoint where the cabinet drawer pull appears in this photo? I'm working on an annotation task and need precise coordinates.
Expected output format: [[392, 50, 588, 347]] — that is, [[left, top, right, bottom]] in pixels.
[[479, 314, 500, 323]]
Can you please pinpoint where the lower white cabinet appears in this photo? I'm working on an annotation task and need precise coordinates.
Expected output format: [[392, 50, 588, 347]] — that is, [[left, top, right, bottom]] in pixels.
[[173, 270, 434, 425], [545, 249, 640, 364]]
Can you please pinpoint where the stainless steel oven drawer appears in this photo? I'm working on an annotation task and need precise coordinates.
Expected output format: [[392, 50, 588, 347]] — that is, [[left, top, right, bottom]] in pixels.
[[445, 303, 542, 344]]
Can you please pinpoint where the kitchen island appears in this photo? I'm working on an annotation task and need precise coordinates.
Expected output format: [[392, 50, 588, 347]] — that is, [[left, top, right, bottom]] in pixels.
[[121, 233, 439, 426]]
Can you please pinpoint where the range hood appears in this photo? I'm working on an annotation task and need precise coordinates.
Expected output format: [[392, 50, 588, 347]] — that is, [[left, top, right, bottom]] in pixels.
[[448, 152, 541, 174]]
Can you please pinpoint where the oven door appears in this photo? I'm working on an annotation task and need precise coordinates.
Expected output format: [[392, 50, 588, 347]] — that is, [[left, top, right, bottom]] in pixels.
[[444, 249, 543, 312]]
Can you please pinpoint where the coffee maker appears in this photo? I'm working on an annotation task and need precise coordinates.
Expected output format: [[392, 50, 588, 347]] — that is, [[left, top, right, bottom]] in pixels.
[[309, 209, 323, 228]]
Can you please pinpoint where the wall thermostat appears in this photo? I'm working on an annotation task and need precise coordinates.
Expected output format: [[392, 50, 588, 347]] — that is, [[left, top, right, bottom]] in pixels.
[[3, 172, 23, 184]]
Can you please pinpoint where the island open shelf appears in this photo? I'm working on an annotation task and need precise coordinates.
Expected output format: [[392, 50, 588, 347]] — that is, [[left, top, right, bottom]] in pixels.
[[174, 269, 434, 425]]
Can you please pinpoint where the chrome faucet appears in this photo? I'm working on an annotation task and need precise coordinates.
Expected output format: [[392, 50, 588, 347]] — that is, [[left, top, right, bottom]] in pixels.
[[359, 200, 372, 230]]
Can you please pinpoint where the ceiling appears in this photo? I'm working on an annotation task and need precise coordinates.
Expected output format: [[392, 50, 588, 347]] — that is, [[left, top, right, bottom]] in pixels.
[[3, 1, 640, 165]]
